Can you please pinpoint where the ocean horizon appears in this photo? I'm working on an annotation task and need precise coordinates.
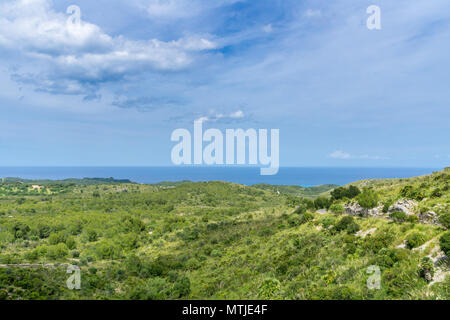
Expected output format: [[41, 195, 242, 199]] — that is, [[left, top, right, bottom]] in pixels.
[[0, 166, 443, 187]]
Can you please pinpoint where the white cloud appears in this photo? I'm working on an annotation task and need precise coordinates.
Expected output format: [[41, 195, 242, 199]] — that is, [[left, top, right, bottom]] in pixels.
[[263, 24, 273, 33], [328, 150, 388, 160], [329, 150, 351, 159], [195, 110, 245, 123], [229, 110, 244, 119], [136, 0, 245, 18], [0, 0, 217, 95], [304, 9, 321, 18]]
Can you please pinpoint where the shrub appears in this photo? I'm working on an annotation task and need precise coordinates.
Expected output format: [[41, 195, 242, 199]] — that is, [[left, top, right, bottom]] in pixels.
[[65, 237, 76, 250], [440, 231, 450, 256], [24, 249, 39, 261], [173, 276, 191, 298], [439, 213, 450, 229], [419, 257, 434, 282], [45, 243, 68, 259], [364, 229, 396, 253], [320, 216, 336, 228], [298, 212, 314, 224], [314, 197, 331, 210], [37, 224, 52, 239], [88, 267, 98, 275], [94, 240, 120, 260], [258, 278, 280, 299], [69, 221, 83, 235], [334, 216, 360, 234], [382, 199, 394, 213], [294, 204, 307, 214], [129, 278, 168, 300], [400, 186, 425, 201], [406, 232, 426, 249], [431, 188, 442, 198], [390, 211, 407, 223], [329, 204, 345, 214], [406, 215, 419, 224], [12, 222, 30, 239], [331, 186, 361, 200], [48, 232, 67, 245], [121, 216, 146, 233], [357, 188, 379, 209], [373, 248, 409, 268], [85, 229, 98, 242]]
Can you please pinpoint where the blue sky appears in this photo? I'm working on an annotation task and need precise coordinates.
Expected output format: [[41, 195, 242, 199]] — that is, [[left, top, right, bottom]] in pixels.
[[0, 0, 449, 167]]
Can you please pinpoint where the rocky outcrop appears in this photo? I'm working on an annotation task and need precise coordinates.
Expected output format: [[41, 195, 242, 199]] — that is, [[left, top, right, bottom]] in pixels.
[[388, 199, 417, 216], [419, 211, 439, 225], [344, 203, 383, 217], [345, 203, 367, 216], [355, 227, 377, 238]]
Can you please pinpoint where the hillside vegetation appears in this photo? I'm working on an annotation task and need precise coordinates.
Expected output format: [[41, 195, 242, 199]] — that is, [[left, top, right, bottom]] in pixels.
[[0, 169, 448, 300]]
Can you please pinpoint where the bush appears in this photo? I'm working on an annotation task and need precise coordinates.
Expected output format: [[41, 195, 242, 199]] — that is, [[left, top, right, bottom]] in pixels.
[[48, 232, 67, 245], [334, 216, 360, 234], [440, 231, 450, 256], [320, 216, 336, 228], [12, 222, 30, 239], [330, 186, 361, 200], [329, 204, 344, 214], [85, 229, 98, 242], [431, 188, 442, 198], [129, 278, 168, 300], [65, 237, 76, 250], [439, 213, 450, 229], [37, 224, 52, 239], [173, 276, 191, 298], [406, 232, 426, 249], [298, 212, 314, 224], [400, 186, 425, 201], [364, 229, 396, 253], [373, 248, 409, 268], [294, 204, 307, 214], [382, 199, 394, 213], [94, 240, 120, 260], [258, 278, 280, 299], [45, 243, 68, 259], [314, 197, 331, 210], [406, 215, 419, 224], [121, 216, 146, 233], [390, 211, 407, 223], [357, 188, 379, 209], [419, 257, 434, 282]]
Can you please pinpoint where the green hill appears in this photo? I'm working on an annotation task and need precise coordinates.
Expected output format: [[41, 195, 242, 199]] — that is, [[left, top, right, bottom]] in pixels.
[[0, 170, 448, 300], [252, 184, 338, 199]]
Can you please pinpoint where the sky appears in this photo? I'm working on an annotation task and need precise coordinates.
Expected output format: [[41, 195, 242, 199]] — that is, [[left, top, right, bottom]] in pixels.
[[0, 0, 449, 167]]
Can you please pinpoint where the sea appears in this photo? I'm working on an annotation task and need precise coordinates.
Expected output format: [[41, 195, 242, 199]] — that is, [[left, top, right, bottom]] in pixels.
[[0, 167, 442, 187]]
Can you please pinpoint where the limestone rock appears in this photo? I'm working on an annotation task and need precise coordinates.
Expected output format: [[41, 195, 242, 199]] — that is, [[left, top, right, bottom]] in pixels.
[[345, 203, 367, 217], [419, 211, 439, 224], [388, 199, 417, 216]]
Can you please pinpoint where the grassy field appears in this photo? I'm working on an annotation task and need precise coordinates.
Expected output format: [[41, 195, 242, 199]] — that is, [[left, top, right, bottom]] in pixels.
[[0, 169, 448, 300]]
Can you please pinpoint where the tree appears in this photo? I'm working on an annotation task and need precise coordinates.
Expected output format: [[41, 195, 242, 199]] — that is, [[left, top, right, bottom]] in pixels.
[[331, 186, 361, 200], [314, 197, 331, 209]]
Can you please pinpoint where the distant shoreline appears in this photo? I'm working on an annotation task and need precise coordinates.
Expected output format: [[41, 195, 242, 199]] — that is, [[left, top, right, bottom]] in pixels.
[[0, 167, 442, 187]]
